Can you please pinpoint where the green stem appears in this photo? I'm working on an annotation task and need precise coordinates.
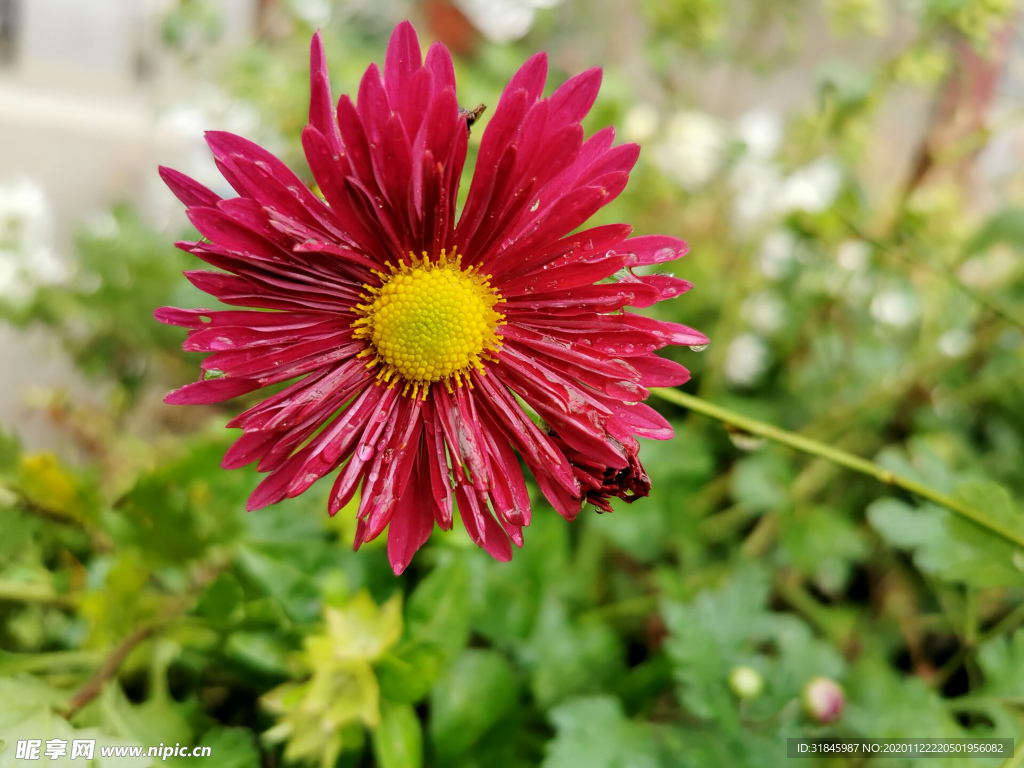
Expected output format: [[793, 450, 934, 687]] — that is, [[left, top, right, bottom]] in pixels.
[[650, 388, 1024, 550], [988, 604, 1024, 642], [0, 579, 75, 606], [0, 649, 104, 675], [932, 601, 1024, 690], [999, 736, 1024, 768]]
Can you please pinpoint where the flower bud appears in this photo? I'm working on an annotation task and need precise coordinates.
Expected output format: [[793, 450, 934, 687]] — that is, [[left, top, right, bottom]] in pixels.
[[802, 676, 845, 723], [728, 666, 765, 700]]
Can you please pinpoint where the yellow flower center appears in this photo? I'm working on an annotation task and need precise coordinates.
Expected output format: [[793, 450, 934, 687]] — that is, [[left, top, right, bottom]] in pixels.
[[353, 250, 504, 397]]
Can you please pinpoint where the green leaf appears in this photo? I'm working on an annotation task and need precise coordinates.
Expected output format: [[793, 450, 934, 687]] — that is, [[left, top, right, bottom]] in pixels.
[[406, 556, 471, 663], [468, 512, 571, 648], [428, 649, 518, 761], [866, 498, 935, 550], [235, 545, 320, 623], [875, 439, 954, 493], [816, 60, 873, 109], [953, 481, 1024, 541], [16, 453, 97, 524], [843, 654, 967, 738], [376, 644, 446, 704], [729, 452, 793, 512], [868, 485, 1024, 588], [78, 553, 164, 648], [640, 426, 715, 485], [372, 701, 423, 768], [224, 631, 292, 677], [757, 614, 845, 710], [662, 564, 844, 726], [0, 708, 142, 768], [541, 697, 660, 768], [779, 506, 869, 594], [113, 439, 247, 565], [317, 592, 402, 662], [192, 727, 260, 768], [963, 208, 1024, 255], [77, 683, 195, 750], [194, 573, 244, 623], [599, 496, 670, 562], [976, 629, 1024, 700], [0, 677, 66, 726], [521, 597, 625, 708], [661, 564, 772, 721]]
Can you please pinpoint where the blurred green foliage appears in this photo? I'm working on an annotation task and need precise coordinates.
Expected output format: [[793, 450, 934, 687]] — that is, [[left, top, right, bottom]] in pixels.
[[1, 0, 1023, 766]]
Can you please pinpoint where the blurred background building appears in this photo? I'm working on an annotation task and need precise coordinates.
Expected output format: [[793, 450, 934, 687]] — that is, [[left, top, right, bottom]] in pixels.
[[0, 0, 258, 447]]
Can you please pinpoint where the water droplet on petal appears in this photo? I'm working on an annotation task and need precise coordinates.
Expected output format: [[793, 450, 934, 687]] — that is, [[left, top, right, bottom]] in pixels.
[[357, 444, 375, 461], [654, 246, 677, 262], [689, 343, 709, 352]]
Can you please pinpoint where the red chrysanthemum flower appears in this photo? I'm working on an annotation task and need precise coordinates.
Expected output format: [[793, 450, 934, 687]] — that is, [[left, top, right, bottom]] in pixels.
[[156, 22, 708, 573]]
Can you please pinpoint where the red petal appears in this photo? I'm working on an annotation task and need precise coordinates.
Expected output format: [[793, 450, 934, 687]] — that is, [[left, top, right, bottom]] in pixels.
[[456, 482, 513, 562], [386, 455, 436, 574], [309, 31, 342, 153], [384, 20, 423, 110], [159, 166, 220, 207]]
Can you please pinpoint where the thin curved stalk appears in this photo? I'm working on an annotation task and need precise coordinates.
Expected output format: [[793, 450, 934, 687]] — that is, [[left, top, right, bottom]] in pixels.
[[650, 388, 1024, 550]]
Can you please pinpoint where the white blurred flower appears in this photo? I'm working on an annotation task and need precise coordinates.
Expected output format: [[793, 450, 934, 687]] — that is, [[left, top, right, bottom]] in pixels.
[[731, 155, 843, 229], [454, 0, 562, 44], [157, 105, 227, 196], [779, 158, 842, 214], [83, 211, 120, 239], [958, 246, 1017, 290], [723, 333, 770, 388], [153, 99, 264, 225], [736, 108, 782, 159], [224, 100, 262, 137], [831, 272, 873, 304], [870, 289, 918, 328], [730, 157, 784, 231], [758, 229, 797, 280], [288, 0, 332, 25], [622, 103, 660, 143], [159, 104, 207, 139], [0, 178, 64, 305], [741, 290, 786, 334], [938, 329, 972, 357], [653, 110, 728, 191], [836, 239, 870, 271]]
